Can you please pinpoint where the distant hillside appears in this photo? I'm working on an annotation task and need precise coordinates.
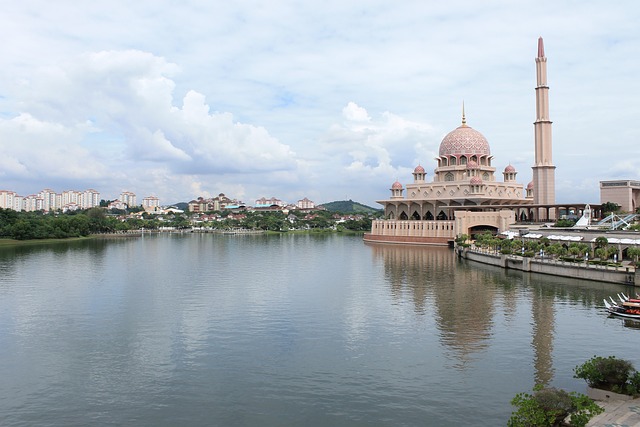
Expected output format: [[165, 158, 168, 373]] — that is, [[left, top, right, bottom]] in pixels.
[[319, 200, 381, 214], [168, 202, 189, 211]]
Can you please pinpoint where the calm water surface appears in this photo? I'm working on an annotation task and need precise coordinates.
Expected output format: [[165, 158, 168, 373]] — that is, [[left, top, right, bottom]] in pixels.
[[0, 233, 638, 426]]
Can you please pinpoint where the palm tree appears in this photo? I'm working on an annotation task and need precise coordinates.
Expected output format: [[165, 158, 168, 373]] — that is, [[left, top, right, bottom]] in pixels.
[[627, 247, 640, 265]]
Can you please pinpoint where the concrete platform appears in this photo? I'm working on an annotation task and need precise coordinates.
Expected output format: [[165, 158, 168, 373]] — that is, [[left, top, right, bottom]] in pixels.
[[586, 398, 640, 426]]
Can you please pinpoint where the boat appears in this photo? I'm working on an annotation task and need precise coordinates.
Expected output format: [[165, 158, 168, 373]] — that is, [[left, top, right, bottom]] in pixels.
[[603, 293, 640, 320]]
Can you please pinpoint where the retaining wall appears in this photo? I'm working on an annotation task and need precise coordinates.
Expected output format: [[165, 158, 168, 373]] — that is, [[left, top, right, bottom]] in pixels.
[[459, 248, 638, 286]]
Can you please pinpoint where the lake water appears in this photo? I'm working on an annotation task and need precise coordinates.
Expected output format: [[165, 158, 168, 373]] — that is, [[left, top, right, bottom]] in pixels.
[[0, 233, 638, 426]]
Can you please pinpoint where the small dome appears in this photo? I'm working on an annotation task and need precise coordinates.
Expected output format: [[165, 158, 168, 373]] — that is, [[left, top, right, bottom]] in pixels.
[[439, 123, 491, 158], [391, 181, 403, 190], [526, 181, 534, 190], [413, 165, 425, 174], [470, 176, 483, 185], [466, 160, 479, 170], [504, 164, 516, 173]]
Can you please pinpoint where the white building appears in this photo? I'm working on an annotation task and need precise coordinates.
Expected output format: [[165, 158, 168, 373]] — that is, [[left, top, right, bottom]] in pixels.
[[142, 196, 160, 210], [255, 197, 286, 207], [119, 191, 137, 208], [296, 197, 315, 209]]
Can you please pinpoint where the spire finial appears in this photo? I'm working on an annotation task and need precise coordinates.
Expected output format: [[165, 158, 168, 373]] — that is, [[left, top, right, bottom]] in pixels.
[[461, 101, 467, 126], [537, 37, 545, 58]]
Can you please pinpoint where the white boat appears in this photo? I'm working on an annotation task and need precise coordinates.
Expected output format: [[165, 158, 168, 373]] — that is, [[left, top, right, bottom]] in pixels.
[[603, 293, 640, 320]]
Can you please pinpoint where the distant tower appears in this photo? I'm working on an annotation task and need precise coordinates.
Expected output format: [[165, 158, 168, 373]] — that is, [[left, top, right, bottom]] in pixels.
[[532, 37, 556, 219]]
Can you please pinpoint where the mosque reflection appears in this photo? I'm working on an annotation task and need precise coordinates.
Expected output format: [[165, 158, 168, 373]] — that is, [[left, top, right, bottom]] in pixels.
[[367, 243, 556, 384]]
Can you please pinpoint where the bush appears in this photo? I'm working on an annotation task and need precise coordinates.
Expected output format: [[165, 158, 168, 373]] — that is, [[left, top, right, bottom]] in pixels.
[[574, 355, 639, 395], [508, 385, 603, 427]]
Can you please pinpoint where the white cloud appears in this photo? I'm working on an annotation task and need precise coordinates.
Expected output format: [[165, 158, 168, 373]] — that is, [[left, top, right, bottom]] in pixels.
[[0, 1, 638, 205]]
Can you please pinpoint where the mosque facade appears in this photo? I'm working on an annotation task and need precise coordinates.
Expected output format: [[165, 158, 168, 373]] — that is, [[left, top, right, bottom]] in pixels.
[[364, 38, 555, 246]]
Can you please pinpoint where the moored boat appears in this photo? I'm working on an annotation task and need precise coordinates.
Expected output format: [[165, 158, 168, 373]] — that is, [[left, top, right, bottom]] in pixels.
[[603, 293, 640, 320]]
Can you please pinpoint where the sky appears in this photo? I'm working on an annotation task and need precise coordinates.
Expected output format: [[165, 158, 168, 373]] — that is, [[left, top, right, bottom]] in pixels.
[[1, 1, 638, 207]]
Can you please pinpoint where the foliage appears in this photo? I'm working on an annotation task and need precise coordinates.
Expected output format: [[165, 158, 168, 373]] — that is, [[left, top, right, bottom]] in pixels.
[[627, 247, 640, 264], [0, 205, 380, 240], [554, 218, 577, 227], [601, 201, 621, 215], [574, 355, 640, 395], [455, 234, 469, 244], [594, 236, 608, 248], [508, 385, 603, 427]]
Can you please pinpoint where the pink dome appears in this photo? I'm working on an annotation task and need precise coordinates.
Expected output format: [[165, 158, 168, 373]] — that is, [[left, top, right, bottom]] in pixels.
[[413, 165, 425, 174], [504, 164, 516, 173], [439, 124, 490, 157], [391, 181, 403, 190], [470, 176, 483, 185], [526, 181, 534, 190], [466, 160, 479, 170]]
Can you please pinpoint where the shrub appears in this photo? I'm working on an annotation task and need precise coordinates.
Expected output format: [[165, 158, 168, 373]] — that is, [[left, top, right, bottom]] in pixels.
[[574, 355, 639, 395], [508, 385, 603, 427]]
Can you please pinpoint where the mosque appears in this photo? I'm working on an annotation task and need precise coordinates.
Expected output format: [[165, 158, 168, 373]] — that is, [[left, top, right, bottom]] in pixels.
[[364, 38, 570, 246]]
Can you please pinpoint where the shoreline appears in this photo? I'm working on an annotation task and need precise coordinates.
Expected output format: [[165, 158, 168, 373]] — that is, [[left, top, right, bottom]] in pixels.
[[0, 229, 366, 247]]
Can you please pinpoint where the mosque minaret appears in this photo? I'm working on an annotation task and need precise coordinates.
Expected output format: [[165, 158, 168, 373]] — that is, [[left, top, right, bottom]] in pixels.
[[532, 37, 556, 219]]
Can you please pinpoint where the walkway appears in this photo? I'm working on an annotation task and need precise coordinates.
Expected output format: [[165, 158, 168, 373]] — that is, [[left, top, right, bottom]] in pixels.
[[587, 398, 640, 426]]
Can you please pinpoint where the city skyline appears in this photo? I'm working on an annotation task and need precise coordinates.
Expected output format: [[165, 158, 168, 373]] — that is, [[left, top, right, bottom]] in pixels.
[[1, 1, 638, 207]]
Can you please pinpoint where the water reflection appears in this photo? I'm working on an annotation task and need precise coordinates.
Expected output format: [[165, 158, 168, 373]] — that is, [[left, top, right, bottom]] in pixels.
[[368, 244, 496, 367], [2, 235, 638, 427]]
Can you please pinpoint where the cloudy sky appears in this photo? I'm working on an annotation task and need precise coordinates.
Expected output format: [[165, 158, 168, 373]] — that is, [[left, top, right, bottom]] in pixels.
[[1, 1, 638, 207]]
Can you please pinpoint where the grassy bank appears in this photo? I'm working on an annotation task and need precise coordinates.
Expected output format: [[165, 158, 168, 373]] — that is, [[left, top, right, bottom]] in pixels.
[[0, 236, 92, 247]]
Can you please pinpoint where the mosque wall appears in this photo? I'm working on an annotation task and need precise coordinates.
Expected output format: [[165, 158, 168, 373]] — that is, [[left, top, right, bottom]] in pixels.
[[600, 180, 640, 213]]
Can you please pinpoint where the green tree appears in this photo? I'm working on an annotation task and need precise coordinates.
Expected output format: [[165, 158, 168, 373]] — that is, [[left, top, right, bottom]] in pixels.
[[601, 201, 620, 215], [627, 247, 640, 264], [508, 385, 603, 427]]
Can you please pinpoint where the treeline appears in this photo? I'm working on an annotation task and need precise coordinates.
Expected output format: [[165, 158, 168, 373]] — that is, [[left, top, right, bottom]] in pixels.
[[0, 208, 374, 240], [0, 208, 118, 240]]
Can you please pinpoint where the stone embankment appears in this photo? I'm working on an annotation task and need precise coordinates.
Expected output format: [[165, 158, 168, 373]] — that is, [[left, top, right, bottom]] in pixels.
[[457, 246, 639, 286]]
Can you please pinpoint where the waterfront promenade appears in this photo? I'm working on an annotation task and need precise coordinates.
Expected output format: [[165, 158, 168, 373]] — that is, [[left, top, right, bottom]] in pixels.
[[587, 398, 640, 426]]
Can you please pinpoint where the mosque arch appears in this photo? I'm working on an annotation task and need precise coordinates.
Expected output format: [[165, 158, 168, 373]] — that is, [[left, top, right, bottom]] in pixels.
[[424, 211, 434, 220], [436, 211, 448, 220], [445, 172, 454, 182], [399, 212, 409, 220], [450, 157, 457, 166], [411, 211, 421, 220]]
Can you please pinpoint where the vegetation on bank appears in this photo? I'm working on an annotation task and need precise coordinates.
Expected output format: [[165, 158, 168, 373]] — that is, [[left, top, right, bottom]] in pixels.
[[509, 354, 640, 426], [468, 231, 640, 265], [508, 385, 603, 427], [574, 356, 640, 396], [0, 206, 375, 241]]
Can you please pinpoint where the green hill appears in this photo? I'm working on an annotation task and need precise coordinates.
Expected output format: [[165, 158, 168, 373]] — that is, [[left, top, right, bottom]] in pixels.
[[319, 200, 381, 214]]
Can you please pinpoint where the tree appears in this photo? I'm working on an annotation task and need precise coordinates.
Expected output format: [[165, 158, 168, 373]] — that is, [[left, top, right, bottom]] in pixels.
[[594, 236, 608, 249], [601, 201, 620, 215], [455, 234, 469, 244], [508, 385, 603, 427], [627, 247, 640, 264]]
